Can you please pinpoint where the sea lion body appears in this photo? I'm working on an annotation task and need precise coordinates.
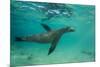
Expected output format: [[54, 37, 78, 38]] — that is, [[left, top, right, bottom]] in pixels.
[[16, 24, 75, 55], [20, 31, 56, 43]]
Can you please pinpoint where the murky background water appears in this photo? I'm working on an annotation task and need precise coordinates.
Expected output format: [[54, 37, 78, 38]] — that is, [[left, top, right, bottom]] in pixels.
[[10, 0, 95, 66]]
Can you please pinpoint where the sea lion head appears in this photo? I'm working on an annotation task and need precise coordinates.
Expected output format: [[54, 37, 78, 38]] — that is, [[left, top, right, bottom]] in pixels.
[[68, 27, 75, 32], [64, 26, 75, 32]]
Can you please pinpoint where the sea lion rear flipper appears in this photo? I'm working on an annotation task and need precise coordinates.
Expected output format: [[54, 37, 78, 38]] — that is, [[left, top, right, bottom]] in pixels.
[[41, 23, 52, 32], [48, 36, 61, 55], [16, 37, 23, 41]]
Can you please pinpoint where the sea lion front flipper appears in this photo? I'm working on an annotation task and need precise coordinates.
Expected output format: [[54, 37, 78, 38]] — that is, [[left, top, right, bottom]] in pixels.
[[41, 23, 52, 32], [48, 35, 61, 55]]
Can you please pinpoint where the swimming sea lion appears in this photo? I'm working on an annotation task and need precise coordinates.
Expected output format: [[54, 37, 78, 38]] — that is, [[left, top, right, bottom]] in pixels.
[[16, 23, 75, 55]]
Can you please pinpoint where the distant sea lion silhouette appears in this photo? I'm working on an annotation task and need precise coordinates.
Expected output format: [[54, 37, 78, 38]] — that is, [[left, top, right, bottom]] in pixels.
[[16, 23, 75, 55]]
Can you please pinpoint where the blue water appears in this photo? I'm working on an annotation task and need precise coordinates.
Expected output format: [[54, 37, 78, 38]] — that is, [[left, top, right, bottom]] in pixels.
[[10, 1, 95, 66]]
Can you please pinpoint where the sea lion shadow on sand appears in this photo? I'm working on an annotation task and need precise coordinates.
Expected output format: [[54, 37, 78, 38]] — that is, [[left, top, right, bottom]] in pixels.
[[16, 23, 75, 55], [81, 50, 94, 56]]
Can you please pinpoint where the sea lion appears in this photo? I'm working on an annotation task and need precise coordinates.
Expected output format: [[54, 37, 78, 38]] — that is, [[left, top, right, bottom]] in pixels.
[[16, 23, 75, 55]]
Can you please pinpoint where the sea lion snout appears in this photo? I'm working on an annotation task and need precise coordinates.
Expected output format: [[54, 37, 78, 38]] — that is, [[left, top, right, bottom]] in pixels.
[[69, 27, 75, 32], [66, 27, 75, 32]]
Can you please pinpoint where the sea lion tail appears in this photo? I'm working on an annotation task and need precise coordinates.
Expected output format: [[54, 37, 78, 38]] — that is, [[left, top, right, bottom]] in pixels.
[[16, 37, 23, 41]]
